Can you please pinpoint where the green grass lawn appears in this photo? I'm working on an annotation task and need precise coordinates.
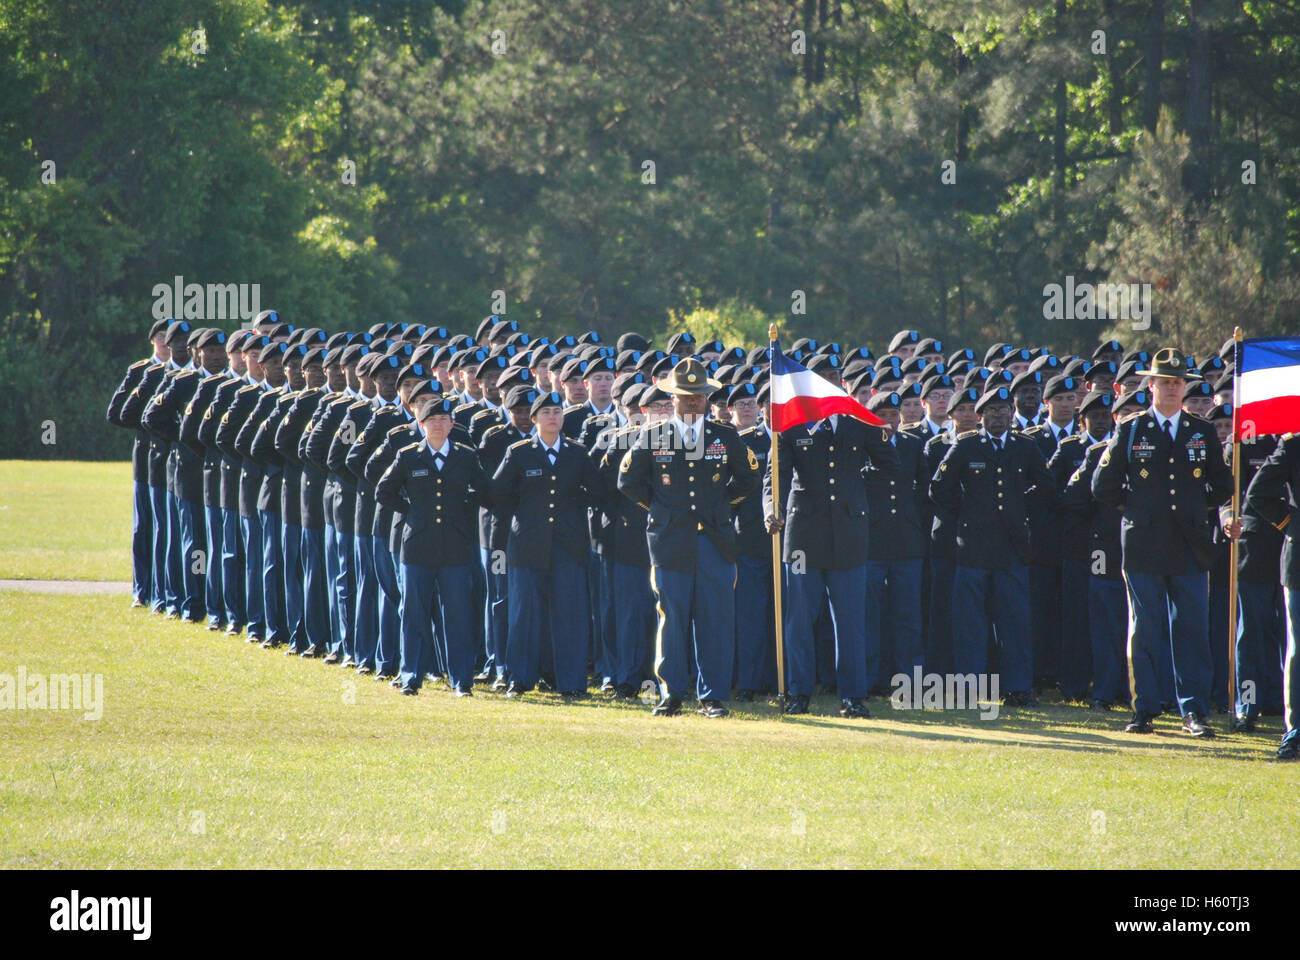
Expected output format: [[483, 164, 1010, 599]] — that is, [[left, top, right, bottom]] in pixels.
[[2, 589, 1296, 869], [0, 460, 133, 581]]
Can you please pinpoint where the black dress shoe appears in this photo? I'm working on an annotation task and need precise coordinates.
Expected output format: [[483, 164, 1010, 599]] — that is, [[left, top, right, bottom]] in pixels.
[[698, 700, 728, 718], [599, 680, 616, 696], [389, 677, 402, 688], [474, 668, 493, 683], [375, 672, 396, 681], [1123, 713, 1155, 734], [1276, 739, 1299, 761], [783, 694, 811, 715], [131, 599, 145, 609], [284, 646, 301, 656], [300, 645, 321, 658], [839, 697, 870, 719], [260, 638, 282, 649], [1090, 699, 1112, 710], [1232, 715, 1256, 733], [206, 622, 222, 631], [455, 688, 473, 698], [400, 686, 418, 696], [356, 664, 374, 675], [245, 634, 261, 643], [614, 682, 638, 700], [225, 625, 242, 636], [651, 695, 683, 716], [491, 677, 508, 692], [733, 689, 755, 703], [1004, 691, 1038, 707], [341, 656, 356, 669], [505, 682, 525, 699], [323, 652, 340, 664], [561, 690, 588, 701], [1161, 701, 1177, 714], [1182, 713, 1215, 738], [538, 676, 555, 692]]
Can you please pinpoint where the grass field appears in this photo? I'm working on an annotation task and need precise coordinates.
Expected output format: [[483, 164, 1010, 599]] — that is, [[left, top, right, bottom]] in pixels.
[[0, 460, 133, 581], [1, 461, 1297, 868]]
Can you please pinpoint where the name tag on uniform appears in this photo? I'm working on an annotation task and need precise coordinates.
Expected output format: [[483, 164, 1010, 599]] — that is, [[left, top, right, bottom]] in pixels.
[[795, 438, 814, 448], [969, 461, 986, 469], [1132, 440, 1155, 460], [411, 468, 429, 478], [525, 468, 543, 477], [653, 453, 674, 463]]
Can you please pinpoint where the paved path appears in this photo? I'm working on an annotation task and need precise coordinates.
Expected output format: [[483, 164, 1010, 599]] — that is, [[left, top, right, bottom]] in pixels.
[[0, 579, 132, 594]]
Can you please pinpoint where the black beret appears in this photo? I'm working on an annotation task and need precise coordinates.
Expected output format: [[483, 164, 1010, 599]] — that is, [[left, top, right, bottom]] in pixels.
[[720, 346, 748, 365], [1043, 374, 1081, 400], [975, 386, 1014, 413], [983, 369, 1016, 392], [1183, 379, 1215, 400], [888, 330, 920, 353], [1208, 402, 1233, 421], [983, 343, 1013, 366], [914, 337, 943, 356], [1122, 349, 1151, 365], [1115, 359, 1148, 383], [347, 331, 373, 347], [194, 328, 228, 349], [727, 382, 759, 406], [790, 337, 817, 354], [621, 383, 647, 409], [474, 316, 500, 342], [816, 341, 842, 356], [266, 322, 293, 340], [1010, 370, 1045, 394], [900, 355, 929, 375], [1091, 339, 1124, 359], [301, 346, 325, 367], [560, 357, 589, 381], [1061, 357, 1091, 379], [665, 332, 696, 353], [397, 362, 428, 385], [253, 309, 282, 327], [475, 355, 510, 380], [577, 330, 602, 345], [417, 396, 457, 421], [808, 354, 841, 375], [897, 382, 923, 400], [640, 385, 671, 406], [871, 367, 903, 390], [284, 343, 312, 365], [920, 374, 956, 399], [448, 334, 475, 350], [1028, 354, 1062, 375], [1114, 388, 1150, 414], [407, 381, 438, 406], [947, 348, 976, 366], [498, 366, 534, 393], [530, 390, 565, 417], [258, 341, 287, 364], [453, 348, 489, 371], [355, 352, 382, 376], [950, 387, 981, 409], [866, 391, 901, 413], [505, 385, 539, 410], [325, 332, 350, 350], [186, 326, 207, 348], [747, 346, 771, 366], [165, 320, 193, 344], [1077, 390, 1114, 417], [1200, 355, 1227, 378], [149, 318, 172, 338], [419, 326, 451, 346], [340, 343, 370, 366], [617, 332, 651, 353], [1085, 360, 1118, 382], [615, 349, 644, 371], [612, 371, 648, 401], [584, 357, 617, 377]]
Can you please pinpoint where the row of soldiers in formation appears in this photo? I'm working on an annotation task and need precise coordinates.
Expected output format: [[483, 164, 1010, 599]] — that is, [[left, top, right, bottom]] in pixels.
[[105, 313, 1300, 755]]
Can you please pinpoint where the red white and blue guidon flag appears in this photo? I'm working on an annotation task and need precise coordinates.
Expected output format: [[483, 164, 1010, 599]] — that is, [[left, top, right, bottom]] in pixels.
[[1236, 337, 1300, 439], [768, 341, 884, 432]]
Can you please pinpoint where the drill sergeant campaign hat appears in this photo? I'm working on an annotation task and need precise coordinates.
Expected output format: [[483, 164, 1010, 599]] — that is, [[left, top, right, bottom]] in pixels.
[[1144, 347, 1196, 380], [660, 357, 722, 396]]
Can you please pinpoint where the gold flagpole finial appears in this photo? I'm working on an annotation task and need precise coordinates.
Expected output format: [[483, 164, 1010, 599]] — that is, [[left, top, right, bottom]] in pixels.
[[769, 323, 778, 342], [1233, 326, 1243, 342]]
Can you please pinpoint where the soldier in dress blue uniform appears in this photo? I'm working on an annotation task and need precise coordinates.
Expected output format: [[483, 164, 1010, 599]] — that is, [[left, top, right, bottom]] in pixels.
[[141, 322, 210, 622], [492, 391, 604, 699], [923, 387, 982, 678], [177, 329, 233, 632], [619, 360, 761, 717], [1240, 432, 1300, 759], [303, 342, 370, 663], [863, 391, 929, 689], [235, 341, 291, 647], [274, 347, 334, 656], [107, 317, 172, 607], [930, 386, 1054, 706], [121, 320, 192, 616], [1047, 386, 1115, 701], [1092, 348, 1234, 736], [728, 382, 776, 700], [761, 367, 899, 717], [1062, 390, 1144, 708], [375, 396, 491, 695], [1219, 408, 1285, 730]]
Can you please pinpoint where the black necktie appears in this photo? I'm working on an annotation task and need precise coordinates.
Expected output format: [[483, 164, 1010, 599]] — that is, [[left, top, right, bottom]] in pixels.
[[992, 437, 1002, 453], [548, 450, 557, 466], [1163, 420, 1174, 443], [434, 452, 445, 471]]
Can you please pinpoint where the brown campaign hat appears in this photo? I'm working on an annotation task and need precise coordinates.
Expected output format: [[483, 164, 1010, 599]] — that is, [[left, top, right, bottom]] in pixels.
[[659, 357, 722, 396], [1144, 347, 1194, 380]]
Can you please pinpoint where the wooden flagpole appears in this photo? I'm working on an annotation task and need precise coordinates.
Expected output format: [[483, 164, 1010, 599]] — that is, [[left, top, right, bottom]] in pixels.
[[768, 323, 786, 712], [1227, 327, 1243, 719]]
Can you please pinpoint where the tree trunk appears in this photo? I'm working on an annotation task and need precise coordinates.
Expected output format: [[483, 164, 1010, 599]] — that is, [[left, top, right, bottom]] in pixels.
[[1142, 0, 1164, 132], [1185, 0, 1213, 205]]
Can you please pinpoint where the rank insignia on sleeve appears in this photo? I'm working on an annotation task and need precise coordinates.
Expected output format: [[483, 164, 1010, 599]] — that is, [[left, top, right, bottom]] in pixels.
[[747, 448, 759, 470]]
